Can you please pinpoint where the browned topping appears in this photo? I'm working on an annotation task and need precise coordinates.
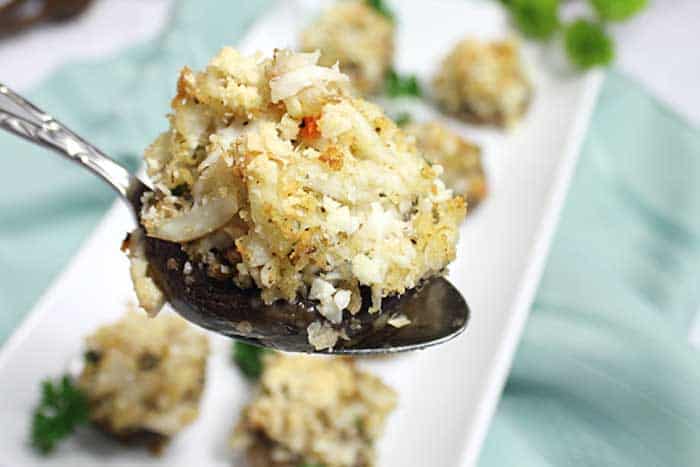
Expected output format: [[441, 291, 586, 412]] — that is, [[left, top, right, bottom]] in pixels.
[[318, 145, 344, 170], [172, 67, 194, 107]]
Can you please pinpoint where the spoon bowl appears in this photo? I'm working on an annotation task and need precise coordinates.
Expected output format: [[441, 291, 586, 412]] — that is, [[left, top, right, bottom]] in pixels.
[[0, 83, 470, 354]]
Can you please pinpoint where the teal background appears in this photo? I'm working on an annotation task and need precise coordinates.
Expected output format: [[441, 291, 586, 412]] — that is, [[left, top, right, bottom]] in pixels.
[[1, 1, 698, 465]]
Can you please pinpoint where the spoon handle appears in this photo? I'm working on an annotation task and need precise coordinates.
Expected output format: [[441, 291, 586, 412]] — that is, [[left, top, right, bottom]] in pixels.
[[0, 83, 147, 213]]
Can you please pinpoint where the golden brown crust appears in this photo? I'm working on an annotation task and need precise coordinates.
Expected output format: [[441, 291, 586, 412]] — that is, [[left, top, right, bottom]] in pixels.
[[319, 145, 344, 170]]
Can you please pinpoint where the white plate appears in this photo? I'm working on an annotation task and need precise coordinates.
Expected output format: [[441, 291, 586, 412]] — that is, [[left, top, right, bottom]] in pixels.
[[0, 1, 602, 465]]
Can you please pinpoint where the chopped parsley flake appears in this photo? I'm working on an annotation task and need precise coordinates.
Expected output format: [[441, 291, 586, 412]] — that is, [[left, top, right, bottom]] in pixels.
[[232, 341, 271, 380], [385, 69, 422, 98]]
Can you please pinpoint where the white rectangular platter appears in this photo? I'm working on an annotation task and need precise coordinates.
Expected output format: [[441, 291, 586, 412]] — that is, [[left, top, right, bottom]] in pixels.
[[0, 1, 603, 465]]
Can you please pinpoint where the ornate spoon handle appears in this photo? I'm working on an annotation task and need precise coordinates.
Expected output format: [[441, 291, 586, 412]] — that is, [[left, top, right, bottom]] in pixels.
[[0, 83, 147, 213]]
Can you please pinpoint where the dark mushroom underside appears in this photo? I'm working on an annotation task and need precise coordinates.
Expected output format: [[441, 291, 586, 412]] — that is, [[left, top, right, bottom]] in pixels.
[[143, 232, 469, 353]]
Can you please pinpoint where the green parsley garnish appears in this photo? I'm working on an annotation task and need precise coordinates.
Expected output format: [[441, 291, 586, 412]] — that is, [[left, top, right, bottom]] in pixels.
[[365, 0, 394, 20], [31, 376, 89, 454], [508, 0, 559, 39], [298, 463, 325, 467], [564, 19, 614, 69], [385, 69, 422, 98], [501, 0, 646, 70], [590, 0, 648, 21], [232, 341, 271, 380], [394, 112, 413, 127]]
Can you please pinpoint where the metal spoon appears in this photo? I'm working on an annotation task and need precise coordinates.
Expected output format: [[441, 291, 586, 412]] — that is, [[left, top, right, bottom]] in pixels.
[[0, 83, 469, 354]]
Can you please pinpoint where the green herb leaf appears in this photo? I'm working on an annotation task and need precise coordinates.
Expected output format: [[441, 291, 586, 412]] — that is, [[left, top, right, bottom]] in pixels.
[[354, 416, 366, 435], [564, 19, 614, 69], [508, 0, 560, 39], [394, 112, 413, 127], [589, 0, 648, 21], [365, 0, 394, 20], [232, 342, 271, 380], [385, 70, 422, 98], [31, 376, 89, 454], [298, 463, 325, 467]]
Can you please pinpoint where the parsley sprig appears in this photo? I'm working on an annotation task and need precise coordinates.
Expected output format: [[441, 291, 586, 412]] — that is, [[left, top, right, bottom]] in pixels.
[[394, 112, 413, 127], [385, 69, 422, 98], [564, 20, 613, 69], [590, 0, 647, 21], [507, 0, 559, 39], [232, 342, 271, 380], [365, 0, 394, 20], [503, 0, 648, 70], [31, 376, 89, 454]]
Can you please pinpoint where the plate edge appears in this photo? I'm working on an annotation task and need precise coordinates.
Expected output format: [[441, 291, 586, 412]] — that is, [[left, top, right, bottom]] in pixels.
[[459, 70, 606, 466], [0, 203, 128, 371]]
